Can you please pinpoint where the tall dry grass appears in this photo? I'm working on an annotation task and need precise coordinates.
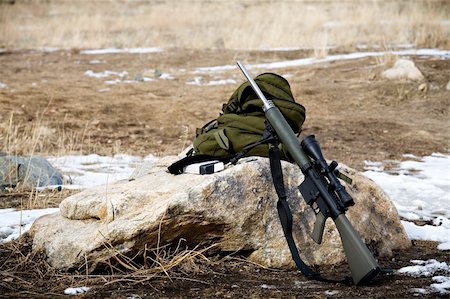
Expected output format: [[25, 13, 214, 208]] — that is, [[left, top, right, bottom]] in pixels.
[[0, 110, 95, 157], [0, 109, 92, 208], [0, 0, 448, 51]]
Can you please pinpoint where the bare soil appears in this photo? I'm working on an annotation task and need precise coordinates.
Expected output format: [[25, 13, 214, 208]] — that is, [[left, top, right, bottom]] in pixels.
[[0, 48, 449, 168], [0, 48, 449, 298]]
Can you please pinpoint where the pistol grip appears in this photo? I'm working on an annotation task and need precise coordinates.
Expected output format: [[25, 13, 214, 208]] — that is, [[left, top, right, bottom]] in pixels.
[[312, 212, 327, 244]]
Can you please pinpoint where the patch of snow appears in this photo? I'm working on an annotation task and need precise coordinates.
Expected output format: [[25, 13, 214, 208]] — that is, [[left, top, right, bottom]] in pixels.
[[0, 208, 59, 243], [194, 49, 450, 73], [104, 79, 135, 85], [89, 59, 105, 64], [259, 284, 277, 289], [398, 259, 449, 277], [193, 65, 236, 73], [431, 276, 450, 295], [206, 79, 237, 85], [0, 82, 7, 89], [84, 70, 128, 78], [364, 153, 450, 250], [159, 73, 175, 80], [80, 48, 162, 55], [47, 154, 157, 189], [364, 153, 450, 219], [64, 286, 90, 295], [399, 260, 450, 295], [401, 219, 450, 250], [324, 290, 339, 295], [186, 76, 237, 86]]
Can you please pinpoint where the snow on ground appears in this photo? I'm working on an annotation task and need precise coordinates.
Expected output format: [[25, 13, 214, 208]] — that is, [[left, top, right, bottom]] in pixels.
[[397, 259, 450, 295], [77, 48, 450, 89], [80, 47, 163, 55], [84, 70, 129, 79], [46, 154, 158, 190], [63, 286, 91, 295], [0, 208, 59, 243], [186, 76, 237, 86], [84, 69, 175, 86], [364, 153, 450, 295], [364, 153, 450, 250], [193, 48, 450, 73]]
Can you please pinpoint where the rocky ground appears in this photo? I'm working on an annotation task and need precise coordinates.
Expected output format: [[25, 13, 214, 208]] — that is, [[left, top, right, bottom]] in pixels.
[[0, 48, 449, 298]]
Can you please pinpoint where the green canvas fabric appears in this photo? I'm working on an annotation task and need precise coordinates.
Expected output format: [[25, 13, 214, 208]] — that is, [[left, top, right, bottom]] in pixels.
[[193, 73, 305, 160]]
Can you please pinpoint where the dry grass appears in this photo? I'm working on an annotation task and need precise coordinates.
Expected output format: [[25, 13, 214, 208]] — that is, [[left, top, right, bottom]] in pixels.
[[0, 108, 91, 209], [0, 233, 221, 297], [0, 0, 448, 51], [0, 110, 95, 157]]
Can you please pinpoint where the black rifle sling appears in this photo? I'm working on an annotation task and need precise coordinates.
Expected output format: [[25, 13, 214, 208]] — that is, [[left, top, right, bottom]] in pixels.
[[269, 144, 316, 278], [268, 144, 353, 285]]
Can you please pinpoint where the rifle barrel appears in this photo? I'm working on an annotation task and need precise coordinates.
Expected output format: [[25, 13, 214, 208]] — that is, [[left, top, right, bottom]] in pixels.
[[236, 61, 275, 111]]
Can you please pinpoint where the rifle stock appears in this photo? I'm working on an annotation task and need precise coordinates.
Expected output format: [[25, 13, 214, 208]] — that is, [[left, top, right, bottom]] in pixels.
[[236, 61, 380, 285]]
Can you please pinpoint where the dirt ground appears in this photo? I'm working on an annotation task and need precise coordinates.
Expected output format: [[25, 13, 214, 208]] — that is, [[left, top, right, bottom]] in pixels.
[[0, 48, 449, 297], [0, 48, 449, 168]]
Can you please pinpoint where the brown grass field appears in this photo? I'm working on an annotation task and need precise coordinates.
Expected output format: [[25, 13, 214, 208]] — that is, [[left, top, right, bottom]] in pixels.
[[0, 0, 449, 298]]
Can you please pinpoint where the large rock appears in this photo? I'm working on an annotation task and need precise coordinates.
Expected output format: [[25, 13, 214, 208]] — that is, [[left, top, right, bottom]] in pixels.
[[382, 59, 424, 81], [0, 155, 65, 191], [29, 156, 410, 271]]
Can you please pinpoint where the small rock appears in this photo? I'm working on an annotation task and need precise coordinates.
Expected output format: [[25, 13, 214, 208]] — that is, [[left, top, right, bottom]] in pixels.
[[133, 74, 144, 82], [382, 59, 424, 81], [154, 69, 162, 78], [446, 80, 450, 91], [418, 83, 428, 92]]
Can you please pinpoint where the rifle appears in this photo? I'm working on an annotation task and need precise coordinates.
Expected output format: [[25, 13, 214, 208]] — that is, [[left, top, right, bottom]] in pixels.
[[236, 61, 380, 285]]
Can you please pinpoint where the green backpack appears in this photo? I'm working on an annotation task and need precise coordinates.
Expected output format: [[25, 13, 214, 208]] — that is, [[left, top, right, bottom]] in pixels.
[[193, 73, 305, 159], [168, 72, 305, 174]]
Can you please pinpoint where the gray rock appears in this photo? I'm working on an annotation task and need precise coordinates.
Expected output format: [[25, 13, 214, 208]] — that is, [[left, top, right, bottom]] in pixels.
[[0, 156, 64, 191], [29, 156, 410, 271]]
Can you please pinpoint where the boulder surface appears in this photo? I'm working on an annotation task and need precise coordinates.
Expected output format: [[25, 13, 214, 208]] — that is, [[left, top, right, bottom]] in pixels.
[[30, 156, 410, 270]]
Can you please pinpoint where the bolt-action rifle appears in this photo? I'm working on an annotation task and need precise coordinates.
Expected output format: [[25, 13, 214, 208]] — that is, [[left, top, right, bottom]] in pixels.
[[237, 61, 380, 285]]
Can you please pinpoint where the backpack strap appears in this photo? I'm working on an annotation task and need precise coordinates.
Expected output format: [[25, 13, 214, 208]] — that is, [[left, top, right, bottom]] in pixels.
[[268, 141, 353, 285], [169, 122, 275, 174], [168, 154, 231, 175]]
